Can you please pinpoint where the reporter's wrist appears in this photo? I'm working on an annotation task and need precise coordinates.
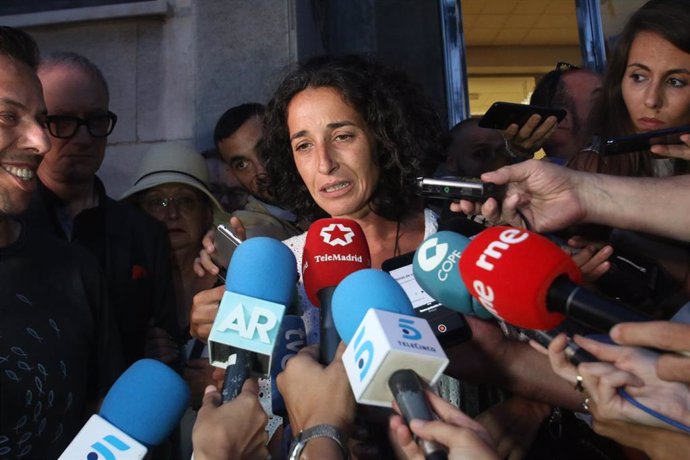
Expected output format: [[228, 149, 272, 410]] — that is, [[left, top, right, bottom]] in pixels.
[[301, 437, 347, 460], [578, 170, 602, 224], [301, 416, 353, 437], [504, 138, 535, 159], [289, 424, 350, 460]]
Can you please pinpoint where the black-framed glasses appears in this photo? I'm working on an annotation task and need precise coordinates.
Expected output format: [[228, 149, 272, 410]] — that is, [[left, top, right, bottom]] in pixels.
[[555, 61, 581, 72], [45, 111, 118, 139]]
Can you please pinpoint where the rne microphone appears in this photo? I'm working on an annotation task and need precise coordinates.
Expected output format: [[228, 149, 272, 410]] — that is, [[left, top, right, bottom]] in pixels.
[[457, 226, 653, 332], [303, 218, 371, 364], [332, 269, 449, 460], [413, 231, 493, 319], [58, 359, 189, 459], [208, 237, 297, 401]]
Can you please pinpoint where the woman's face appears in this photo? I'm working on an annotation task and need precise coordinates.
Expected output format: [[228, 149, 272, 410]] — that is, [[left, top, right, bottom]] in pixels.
[[287, 86, 379, 219], [139, 183, 210, 252], [622, 31, 690, 133]]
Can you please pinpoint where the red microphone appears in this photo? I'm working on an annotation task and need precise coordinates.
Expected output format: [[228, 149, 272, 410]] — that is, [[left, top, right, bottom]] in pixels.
[[458, 226, 651, 331], [303, 218, 371, 363]]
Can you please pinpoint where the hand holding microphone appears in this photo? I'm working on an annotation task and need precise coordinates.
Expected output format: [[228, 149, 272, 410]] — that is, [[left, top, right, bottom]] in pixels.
[[332, 269, 449, 460], [610, 321, 690, 384], [547, 333, 690, 433], [192, 379, 269, 460], [276, 344, 356, 440], [389, 390, 499, 460], [207, 236, 297, 402]]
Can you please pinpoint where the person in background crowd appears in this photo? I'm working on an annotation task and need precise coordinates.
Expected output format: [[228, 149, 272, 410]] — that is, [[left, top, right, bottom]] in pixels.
[[213, 102, 306, 241], [529, 64, 602, 164], [200, 147, 249, 213], [121, 142, 230, 458], [441, 117, 513, 178], [21, 51, 184, 367], [568, 0, 690, 177]]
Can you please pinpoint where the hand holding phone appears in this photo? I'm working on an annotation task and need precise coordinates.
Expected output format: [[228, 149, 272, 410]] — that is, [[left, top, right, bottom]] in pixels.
[[478, 102, 566, 130], [603, 124, 690, 156], [210, 224, 242, 282]]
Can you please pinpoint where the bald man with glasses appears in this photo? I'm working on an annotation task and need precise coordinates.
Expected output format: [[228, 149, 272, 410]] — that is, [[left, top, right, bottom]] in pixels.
[[21, 52, 184, 368]]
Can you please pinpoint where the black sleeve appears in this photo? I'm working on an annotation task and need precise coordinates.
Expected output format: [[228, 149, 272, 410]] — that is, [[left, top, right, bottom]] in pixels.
[[78, 250, 127, 399]]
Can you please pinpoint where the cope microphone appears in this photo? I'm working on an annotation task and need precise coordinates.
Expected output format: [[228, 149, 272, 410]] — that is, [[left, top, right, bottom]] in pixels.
[[413, 231, 493, 319], [59, 359, 189, 459], [208, 237, 297, 402], [332, 269, 448, 460], [303, 218, 371, 364], [457, 226, 653, 332]]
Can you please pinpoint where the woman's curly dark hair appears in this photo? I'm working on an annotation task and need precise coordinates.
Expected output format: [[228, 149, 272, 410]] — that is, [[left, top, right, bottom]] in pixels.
[[260, 54, 444, 222]]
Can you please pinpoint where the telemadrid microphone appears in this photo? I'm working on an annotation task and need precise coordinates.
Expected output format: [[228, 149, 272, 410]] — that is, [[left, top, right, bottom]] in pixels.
[[58, 359, 189, 459], [413, 231, 493, 319], [457, 226, 653, 331], [332, 269, 448, 460], [302, 218, 371, 364], [207, 237, 297, 402]]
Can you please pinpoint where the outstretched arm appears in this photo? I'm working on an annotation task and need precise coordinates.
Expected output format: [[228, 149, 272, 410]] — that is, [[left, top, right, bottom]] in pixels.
[[452, 159, 690, 242]]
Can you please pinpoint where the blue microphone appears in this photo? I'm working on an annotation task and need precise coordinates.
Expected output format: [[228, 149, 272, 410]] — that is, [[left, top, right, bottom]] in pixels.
[[332, 269, 449, 460], [413, 231, 493, 319], [59, 359, 189, 459], [332, 269, 414, 344], [207, 237, 297, 402]]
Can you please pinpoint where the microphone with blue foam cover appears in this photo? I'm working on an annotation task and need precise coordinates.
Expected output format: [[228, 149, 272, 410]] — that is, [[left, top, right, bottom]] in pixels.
[[413, 231, 493, 319], [332, 269, 449, 460], [59, 359, 189, 459], [207, 236, 297, 402]]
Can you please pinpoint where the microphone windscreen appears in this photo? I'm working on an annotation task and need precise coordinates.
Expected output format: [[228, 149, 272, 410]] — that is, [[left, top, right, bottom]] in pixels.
[[332, 269, 414, 344], [413, 231, 490, 318], [99, 359, 190, 447], [302, 218, 371, 307], [226, 236, 297, 305], [458, 226, 581, 330]]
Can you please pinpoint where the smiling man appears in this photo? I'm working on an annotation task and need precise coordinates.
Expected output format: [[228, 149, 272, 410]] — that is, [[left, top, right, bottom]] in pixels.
[[21, 51, 183, 366], [0, 27, 125, 459]]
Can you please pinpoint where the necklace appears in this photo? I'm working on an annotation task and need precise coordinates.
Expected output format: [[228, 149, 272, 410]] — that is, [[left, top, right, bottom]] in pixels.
[[393, 219, 401, 257]]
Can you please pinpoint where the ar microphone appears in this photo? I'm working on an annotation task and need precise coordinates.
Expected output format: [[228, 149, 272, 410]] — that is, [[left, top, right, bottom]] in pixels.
[[303, 218, 371, 364], [269, 310, 306, 417], [207, 237, 297, 402], [457, 226, 653, 332], [332, 269, 448, 460], [413, 231, 493, 319], [58, 359, 189, 459]]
